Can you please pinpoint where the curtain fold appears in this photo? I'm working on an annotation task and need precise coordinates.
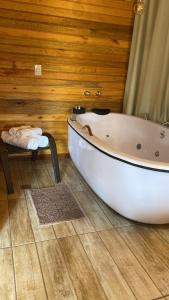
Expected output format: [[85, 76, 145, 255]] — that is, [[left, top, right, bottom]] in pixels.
[[123, 0, 169, 123]]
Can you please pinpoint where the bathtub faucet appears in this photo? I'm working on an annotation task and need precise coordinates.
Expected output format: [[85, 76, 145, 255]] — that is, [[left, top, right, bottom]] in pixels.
[[82, 125, 93, 136]]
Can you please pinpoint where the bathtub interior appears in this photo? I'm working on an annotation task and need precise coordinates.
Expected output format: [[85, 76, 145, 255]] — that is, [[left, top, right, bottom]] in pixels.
[[75, 113, 169, 163]]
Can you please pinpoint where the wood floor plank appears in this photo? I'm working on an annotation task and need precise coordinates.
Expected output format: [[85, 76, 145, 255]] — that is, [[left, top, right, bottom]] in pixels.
[[25, 190, 56, 242], [3, 157, 169, 300], [44, 160, 55, 182], [68, 160, 92, 190], [8, 160, 24, 200], [63, 162, 88, 192], [99, 229, 161, 300], [135, 226, 169, 272], [47, 158, 85, 192], [155, 224, 169, 243], [0, 165, 7, 201], [0, 248, 16, 300], [9, 195, 34, 246], [33, 160, 54, 188], [72, 190, 112, 231], [0, 200, 11, 248], [37, 240, 77, 299], [58, 158, 87, 192], [119, 226, 169, 295], [13, 243, 47, 300], [19, 159, 38, 189], [72, 216, 95, 234], [53, 221, 76, 238], [58, 235, 107, 300], [92, 190, 132, 228], [80, 232, 136, 300]]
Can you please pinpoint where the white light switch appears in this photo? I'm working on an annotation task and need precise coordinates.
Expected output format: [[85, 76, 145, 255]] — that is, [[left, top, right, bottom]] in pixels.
[[34, 65, 42, 76]]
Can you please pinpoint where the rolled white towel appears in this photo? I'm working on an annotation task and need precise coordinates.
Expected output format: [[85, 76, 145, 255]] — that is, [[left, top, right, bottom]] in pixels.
[[9, 125, 31, 136], [36, 135, 49, 148], [13, 127, 43, 138], [1, 131, 39, 150]]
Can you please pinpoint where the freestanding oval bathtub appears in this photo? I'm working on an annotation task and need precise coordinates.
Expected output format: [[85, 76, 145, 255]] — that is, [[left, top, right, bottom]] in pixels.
[[68, 112, 169, 224]]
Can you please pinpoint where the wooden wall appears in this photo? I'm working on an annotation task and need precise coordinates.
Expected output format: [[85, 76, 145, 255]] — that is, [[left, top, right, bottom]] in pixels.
[[0, 0, 135, 153]]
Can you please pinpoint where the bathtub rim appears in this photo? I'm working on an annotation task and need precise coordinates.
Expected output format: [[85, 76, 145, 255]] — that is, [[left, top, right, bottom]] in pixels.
[[68, 118, 169, 173]]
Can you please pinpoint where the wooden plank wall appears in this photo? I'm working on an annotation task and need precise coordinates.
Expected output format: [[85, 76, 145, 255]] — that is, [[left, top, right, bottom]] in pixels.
[[0, 0, 135, 153]]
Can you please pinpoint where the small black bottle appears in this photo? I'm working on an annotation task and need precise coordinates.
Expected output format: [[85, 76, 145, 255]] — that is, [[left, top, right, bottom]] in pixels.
[[73, 106, 86, 114]]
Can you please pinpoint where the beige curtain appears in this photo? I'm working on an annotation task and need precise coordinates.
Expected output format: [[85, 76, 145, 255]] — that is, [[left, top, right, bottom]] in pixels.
[[123, 0, 169, 123]]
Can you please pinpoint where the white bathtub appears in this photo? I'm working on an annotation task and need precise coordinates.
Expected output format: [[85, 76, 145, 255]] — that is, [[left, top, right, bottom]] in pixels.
[[68, 112, 169, 224]]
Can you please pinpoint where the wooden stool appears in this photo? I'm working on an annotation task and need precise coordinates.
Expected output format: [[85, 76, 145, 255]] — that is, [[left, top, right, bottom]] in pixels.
[[0, 132, 60, 194]]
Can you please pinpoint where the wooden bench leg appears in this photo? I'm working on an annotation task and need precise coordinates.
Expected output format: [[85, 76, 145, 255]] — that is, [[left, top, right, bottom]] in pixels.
[[50, 138, 61, 183], [31, 150, 39, 161], [0, 151, 14, 194], [43, 133, 61, 183]]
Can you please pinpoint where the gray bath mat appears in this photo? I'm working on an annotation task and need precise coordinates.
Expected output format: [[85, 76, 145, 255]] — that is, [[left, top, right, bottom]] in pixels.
[[30, 183, 84, 226]]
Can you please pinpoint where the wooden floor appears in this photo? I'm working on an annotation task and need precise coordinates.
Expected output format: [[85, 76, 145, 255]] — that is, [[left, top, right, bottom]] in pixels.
[[1, 157, 169, 300]]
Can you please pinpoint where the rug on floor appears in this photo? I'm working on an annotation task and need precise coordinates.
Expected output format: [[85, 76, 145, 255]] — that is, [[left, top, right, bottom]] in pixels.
[[30, 183, 84, 226]]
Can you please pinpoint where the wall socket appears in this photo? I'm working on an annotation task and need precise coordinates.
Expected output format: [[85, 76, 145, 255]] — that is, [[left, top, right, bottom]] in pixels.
[[34, 65, 42, 76]]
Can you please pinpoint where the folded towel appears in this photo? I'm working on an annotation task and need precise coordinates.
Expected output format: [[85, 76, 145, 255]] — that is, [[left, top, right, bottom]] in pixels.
[[18, 127, 43, 137], [1, 131, 39, 150], [9, 125, 31, 136], [9, 127, 43, 138], [36, 135, 49, 148], [1, 131, 49, 150]]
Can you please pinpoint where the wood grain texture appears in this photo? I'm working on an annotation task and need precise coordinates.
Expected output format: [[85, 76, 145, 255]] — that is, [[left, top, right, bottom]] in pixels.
[[0, 165, 7, 201], [0, 248, 16, 300], [131, 225, 169, 273], [99, 229, 161, 300], [0, 0, 135, 153], [80, 232, 136, 300], [13, 243, 47, 300], [33, 160, 54, 188], [72, 190, 112, 231], [37, 240, 77, 299], [7, 160, 24, 200], [154, 224, 169, 243], [9, 196, 34, 246], [119, 226, 169, 295], [53, 221, 76, 238], [61, 161, 87, 192], [0, 200, 11, 248], [72, 216, 95, 235], [58, 235, 107, 300], [2, 157, 169, 299], [7, 161, 34, 245]]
